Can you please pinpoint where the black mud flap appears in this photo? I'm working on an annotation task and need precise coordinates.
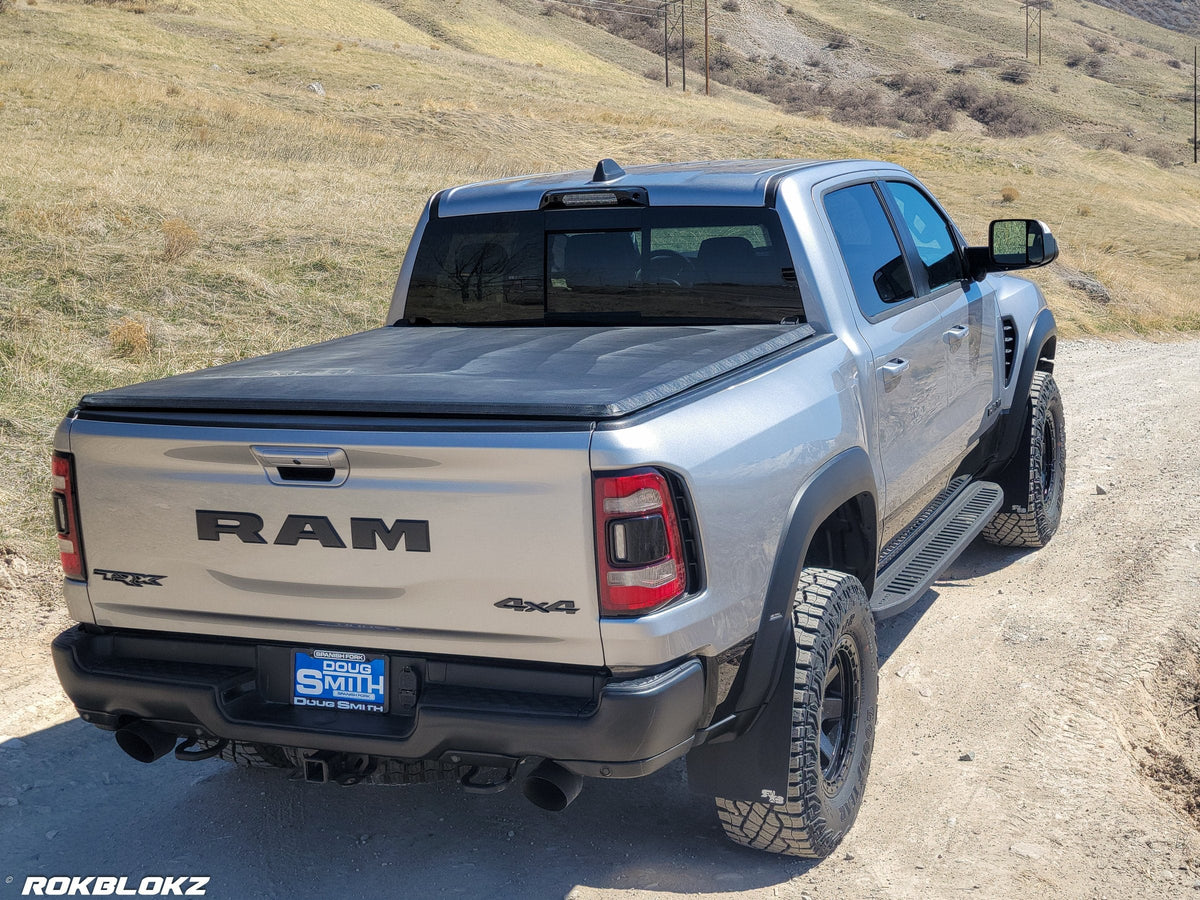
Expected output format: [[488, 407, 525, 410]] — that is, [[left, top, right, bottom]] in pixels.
[[686, 626, 796, 804]]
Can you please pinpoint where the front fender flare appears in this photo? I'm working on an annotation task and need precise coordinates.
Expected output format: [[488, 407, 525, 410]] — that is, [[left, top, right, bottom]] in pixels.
[[991, 306, 1056, 473]]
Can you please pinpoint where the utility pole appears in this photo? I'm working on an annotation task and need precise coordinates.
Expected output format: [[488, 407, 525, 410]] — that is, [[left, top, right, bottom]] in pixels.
[[1024, 2, 1042, 65], [704, 0, 710, 95], [681, 0, 686, 92], [663, 2, 669, 87], [1194, 45, 1197, 164]]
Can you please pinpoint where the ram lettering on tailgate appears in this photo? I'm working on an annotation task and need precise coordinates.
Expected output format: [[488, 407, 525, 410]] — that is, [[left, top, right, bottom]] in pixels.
[[195, 510, 431, 551]]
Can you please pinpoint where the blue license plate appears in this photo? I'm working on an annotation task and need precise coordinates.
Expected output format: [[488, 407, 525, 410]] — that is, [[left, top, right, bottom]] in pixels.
[[293, 649, 387, 713]]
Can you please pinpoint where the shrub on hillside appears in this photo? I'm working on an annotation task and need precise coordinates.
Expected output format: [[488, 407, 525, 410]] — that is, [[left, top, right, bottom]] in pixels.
[[720, 0, 740, 11], [943, 81, 981, 111], [883, 72, 940, 101], [827, 31, 852, 50], [709, 43, 734, 72], [927, 101, 956, 131], [893, 101, 934, 137], [969, 92, 1041, 137], [999, 63, 1032, 85], [1143, 142, 1177, 168], [821, 84, 888, 127], [84, 0, 155, 10]]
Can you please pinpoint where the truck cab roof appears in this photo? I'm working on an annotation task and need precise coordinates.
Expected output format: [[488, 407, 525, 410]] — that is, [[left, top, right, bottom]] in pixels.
[[434, 158, 909, 216]]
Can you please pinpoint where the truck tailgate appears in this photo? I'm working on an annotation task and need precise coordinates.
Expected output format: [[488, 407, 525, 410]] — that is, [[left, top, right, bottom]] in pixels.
[[66, 419, 601, 666]]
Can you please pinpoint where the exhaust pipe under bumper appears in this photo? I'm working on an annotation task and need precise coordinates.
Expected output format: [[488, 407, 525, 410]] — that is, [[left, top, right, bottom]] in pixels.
[[114, 722, 178, 764], [521, 760, 583, 812]]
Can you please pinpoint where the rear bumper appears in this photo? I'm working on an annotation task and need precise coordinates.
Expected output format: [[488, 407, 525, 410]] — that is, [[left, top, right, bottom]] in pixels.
[[52, 626, 707, 778]]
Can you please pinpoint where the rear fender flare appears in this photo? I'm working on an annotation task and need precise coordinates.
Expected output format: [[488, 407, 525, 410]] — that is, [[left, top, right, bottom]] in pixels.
[[728, 446, 876, 716], [686, 447, 877, 801]]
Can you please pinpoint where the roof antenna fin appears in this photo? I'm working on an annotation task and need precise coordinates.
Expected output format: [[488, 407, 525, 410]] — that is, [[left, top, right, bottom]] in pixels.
[[590, 158, 626, 183]]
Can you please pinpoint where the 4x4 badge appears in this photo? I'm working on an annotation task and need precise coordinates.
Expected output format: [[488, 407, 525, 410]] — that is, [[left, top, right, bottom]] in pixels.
[[93, 569, 166, 588], [494, 597, 578, 615]]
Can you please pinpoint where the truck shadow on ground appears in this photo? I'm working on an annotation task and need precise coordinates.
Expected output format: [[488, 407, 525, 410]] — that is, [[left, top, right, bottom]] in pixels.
[[1, 717, 815, 900], [876, 536, 1029, 662]]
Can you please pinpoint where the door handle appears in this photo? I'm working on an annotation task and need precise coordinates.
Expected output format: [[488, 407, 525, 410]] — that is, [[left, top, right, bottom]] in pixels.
[[878, 357, 910, 390], [942, 324, 969, 346]]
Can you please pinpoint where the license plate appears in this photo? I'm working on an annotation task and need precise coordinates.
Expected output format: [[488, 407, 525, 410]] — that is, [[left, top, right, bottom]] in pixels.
[[293, 648, 387, 713]]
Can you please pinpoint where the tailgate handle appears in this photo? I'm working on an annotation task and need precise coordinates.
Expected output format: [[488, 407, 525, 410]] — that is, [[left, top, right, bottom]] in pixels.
[[251, 446, 350, 487]]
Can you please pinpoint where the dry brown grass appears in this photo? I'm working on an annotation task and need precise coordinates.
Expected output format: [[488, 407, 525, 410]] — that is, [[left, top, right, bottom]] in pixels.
[[108, 317, 152, 358], [160, 218, 199, 260]]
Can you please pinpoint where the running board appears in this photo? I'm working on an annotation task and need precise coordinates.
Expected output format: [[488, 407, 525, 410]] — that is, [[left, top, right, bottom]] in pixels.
[[871, 481, 1003, 619]]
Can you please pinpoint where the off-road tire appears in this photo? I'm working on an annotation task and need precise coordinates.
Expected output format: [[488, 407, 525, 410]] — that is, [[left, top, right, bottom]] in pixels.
[[218, 741, 293, 769], [983, 371, 1065, 548], [218, 741, 464, 784], [715, 568, 878, 858], [363, 758, 466, 786]]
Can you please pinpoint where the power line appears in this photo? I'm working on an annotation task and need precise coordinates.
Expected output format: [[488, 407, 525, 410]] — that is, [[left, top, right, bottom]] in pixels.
[[550, 0, 673, 21], [547, 0, 694, 90]]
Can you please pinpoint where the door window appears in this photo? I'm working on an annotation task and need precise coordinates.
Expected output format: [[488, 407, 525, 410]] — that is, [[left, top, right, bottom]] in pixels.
[[824, 183, 914, 318], [884, 181, 964, 293]]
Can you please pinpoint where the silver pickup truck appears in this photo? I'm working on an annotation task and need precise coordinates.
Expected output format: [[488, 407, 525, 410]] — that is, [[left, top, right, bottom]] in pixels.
[[50, 158, 1064, 857]]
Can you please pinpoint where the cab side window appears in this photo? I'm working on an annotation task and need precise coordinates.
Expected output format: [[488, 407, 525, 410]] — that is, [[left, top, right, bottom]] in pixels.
[[884, 181, 964, 293], [824, 183, 914, 319]]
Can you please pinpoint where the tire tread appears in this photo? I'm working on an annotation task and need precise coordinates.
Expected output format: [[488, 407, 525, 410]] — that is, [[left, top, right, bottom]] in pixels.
[[714, 567, 878, 858], [983, 371, 1065, 548]]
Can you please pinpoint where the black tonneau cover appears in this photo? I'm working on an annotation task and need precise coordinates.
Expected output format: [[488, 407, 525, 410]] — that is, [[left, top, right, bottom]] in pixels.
[[78, 325, 815, 419]]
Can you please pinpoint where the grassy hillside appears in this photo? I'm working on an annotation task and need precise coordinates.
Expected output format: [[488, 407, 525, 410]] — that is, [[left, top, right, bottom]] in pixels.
[[0, 0, 1198, 566], [1084, 0, 1200, 36]]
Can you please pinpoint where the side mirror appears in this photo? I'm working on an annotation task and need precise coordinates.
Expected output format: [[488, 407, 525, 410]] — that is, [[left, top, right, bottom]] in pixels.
[[967, 219, 1059, 280]]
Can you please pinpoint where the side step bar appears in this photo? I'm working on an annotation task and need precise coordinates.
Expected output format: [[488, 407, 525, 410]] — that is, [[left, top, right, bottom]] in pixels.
[[871, 480, 1003, 618]]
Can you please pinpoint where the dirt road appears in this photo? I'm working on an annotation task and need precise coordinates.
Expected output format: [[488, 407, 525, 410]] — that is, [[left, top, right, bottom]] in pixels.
[[1, 338, 1198, 899]]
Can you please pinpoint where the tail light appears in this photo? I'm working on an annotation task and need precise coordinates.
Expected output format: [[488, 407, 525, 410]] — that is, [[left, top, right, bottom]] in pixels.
[[52, 452, 86, 581], [594, 468, 687, 616]]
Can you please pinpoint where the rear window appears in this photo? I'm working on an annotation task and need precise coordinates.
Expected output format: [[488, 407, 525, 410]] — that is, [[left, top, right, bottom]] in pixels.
[[401, 207, 804, 326]]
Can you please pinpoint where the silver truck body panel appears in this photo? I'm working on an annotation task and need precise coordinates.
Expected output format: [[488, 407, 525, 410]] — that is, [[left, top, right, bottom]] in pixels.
[[592, 336, 863, 667], [991, 273, 1050, 411], [64, 417, 605, 665]]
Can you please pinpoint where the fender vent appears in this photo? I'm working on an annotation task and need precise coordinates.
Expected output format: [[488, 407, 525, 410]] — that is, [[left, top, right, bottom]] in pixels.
[[1002, 317, 1017, 385]]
